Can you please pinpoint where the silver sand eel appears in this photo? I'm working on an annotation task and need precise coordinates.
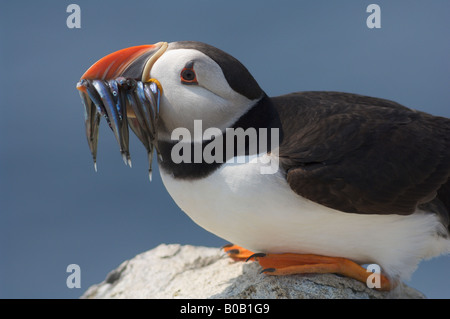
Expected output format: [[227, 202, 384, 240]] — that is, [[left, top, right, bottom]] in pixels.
[[77, 77, 161, 181]]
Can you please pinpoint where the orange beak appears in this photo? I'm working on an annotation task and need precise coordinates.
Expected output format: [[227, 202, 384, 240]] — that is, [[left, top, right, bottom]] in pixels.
[[79, 41, 168, 82]]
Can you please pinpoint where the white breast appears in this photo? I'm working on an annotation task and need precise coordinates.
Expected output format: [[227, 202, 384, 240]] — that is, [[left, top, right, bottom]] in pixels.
[[160, 154, 449, 279]]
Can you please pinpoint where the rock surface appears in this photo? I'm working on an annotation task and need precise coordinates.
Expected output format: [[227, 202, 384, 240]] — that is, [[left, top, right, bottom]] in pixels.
[[81, 244, 425, 299]]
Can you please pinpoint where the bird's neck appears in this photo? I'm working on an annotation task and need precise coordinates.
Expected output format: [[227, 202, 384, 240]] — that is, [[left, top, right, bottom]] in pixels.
[[157, 93, 282, 180]]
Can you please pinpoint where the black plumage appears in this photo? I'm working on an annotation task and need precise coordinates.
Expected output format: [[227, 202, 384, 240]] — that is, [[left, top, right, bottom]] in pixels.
[[275, 91, 450, 226]]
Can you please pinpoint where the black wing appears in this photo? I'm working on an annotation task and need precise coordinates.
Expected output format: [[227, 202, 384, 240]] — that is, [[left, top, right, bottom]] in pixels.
[[274, 91, 450, 219]]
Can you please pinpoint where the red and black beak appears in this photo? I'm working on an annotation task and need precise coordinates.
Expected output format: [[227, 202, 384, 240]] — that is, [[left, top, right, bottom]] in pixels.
[[76, 42, 168, 180]]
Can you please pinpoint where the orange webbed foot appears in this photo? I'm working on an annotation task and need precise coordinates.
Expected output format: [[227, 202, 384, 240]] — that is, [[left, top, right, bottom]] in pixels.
[[223, 245, 392, 291], [249, 252, 392, 291], [222, 244, 255, 261]]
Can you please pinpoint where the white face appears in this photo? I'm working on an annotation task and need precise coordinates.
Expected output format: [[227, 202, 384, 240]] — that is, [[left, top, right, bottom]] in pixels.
[[149, 48, 258, 140]]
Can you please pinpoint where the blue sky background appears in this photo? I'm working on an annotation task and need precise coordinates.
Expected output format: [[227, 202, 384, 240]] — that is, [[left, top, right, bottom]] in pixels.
[[1, 1, 449, 298]]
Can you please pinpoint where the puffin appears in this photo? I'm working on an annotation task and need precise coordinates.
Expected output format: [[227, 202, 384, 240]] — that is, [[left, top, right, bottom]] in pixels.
[[77, 41, 450, 291]]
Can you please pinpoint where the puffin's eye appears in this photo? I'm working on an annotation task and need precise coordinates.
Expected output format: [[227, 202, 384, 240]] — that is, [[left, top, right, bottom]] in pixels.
[[180, 61, 198, 85]]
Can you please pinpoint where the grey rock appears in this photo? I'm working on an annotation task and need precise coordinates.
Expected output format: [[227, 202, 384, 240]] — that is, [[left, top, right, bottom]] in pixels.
[[81, 244, 425, 299]]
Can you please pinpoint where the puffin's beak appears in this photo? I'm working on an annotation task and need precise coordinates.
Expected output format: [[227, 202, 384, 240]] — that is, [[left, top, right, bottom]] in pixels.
[[76, 42, 168, 180]]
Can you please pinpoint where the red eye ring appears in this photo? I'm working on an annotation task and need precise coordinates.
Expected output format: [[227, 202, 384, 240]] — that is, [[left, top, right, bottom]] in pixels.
[[180, 61, 198, 84]]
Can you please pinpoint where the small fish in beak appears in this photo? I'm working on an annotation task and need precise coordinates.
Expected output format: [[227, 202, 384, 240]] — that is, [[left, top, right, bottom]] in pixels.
[[76, 42, 167, 180]]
